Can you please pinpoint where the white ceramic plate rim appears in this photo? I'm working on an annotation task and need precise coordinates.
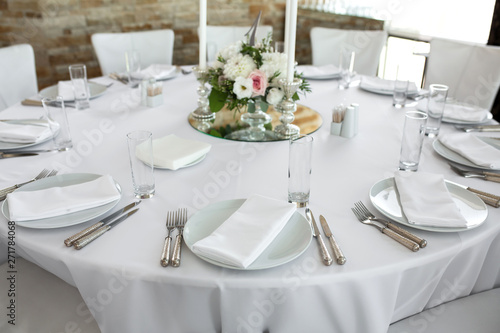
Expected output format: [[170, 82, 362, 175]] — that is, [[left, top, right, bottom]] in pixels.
[[2, 173, 121, 229], [432, 137, 500, 171], [442, 111, 493, 125], [0, 119, 54, 150], [151, 154, 207, 170], [369, 177, 488, 232], [184, 199, 312, 270], [359, 84, 419, 96], [39, 82, 107, 102]]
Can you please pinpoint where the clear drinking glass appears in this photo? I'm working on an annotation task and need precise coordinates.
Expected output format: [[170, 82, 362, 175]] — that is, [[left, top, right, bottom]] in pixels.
[[288, 135, 313, 207], [42, 96, 73, 151], [399, 110, 428, 172], [125, 50, 141, 86], [339, 48, 355, 90], [425, 84, 449, 137], [127, 130, 155, 199], [68, 64, 90, 110], [393, 79, 409, 108]]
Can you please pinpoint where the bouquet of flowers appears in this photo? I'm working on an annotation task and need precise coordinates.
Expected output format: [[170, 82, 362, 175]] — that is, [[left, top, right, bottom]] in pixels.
[[207, 34, 310, 114]]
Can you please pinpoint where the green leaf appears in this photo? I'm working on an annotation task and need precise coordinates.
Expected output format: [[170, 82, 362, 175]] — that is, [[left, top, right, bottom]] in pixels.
[[209, 129, 222, 137], [260, 101, 269, 112], [208, 89, 228, 113], [247, 102, 255, 113], [264, 122, 272, 131]]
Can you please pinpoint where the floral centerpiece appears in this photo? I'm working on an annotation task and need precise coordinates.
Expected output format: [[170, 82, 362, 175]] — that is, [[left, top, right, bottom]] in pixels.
[[207, 34, 310, 117]]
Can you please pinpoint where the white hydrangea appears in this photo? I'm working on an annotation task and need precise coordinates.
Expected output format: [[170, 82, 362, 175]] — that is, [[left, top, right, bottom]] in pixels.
[[266, 87, 285, 105], [223, 53, 257, 81], [260, 52, 288, 82], [233, 77, 254, 99]]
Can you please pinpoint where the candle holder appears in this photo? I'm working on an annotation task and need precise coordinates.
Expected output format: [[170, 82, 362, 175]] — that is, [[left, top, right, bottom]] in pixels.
[[190, 66, 215, 121], [274, 78, 302, 139]]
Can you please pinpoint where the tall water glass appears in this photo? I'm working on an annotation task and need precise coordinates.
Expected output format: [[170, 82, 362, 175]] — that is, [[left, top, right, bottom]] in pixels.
[[125, 50, 141, 86], [339, 48, 355, 89], [425, 84, 449, 137], [42, 96, 73, 151], [288, 135, 313, 207], [68, 64, 90, 110], [127, 130, 155, 199], [393, 79, 409, 108], [399, 110, 428, 172]]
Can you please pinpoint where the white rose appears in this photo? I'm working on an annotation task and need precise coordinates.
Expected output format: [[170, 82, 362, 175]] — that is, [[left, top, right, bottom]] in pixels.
[[266, 87, 285, 105], [233, 77, 253, 99]]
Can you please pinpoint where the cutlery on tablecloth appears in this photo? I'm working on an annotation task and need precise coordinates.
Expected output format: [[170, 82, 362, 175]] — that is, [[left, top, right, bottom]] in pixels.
[[319, 215, 346, 265], [446, 180, 500, 208], [109, 73, 128, 85], [171, 208, 187, 267], [73, 208, 139, 250], [351, 203, 420, 252], [0, 169, 57, 200], [21, 99, 75, 108], [64, 200, 141, 247], [0, 152, 38, 159], [449, 164, 500, 183], [455, 124, 500, 132], [160, 210, 177, 267], [305, 208, 333, 266], [353, 201, 427, 248]]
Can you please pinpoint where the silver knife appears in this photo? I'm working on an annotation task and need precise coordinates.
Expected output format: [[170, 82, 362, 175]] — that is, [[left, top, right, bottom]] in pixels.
[[0, 152, 38, 159], [455, 125, 500, 132], [447, 181, 500, 208], [64, 200, 141, 247], [319, 215, 346, 265], [306, 208, 332, 266], [73, 208, 139, 250]]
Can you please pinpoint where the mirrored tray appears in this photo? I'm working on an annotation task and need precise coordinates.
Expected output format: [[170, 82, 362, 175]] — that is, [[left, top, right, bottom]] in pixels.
[[188, 104, 323, 142]]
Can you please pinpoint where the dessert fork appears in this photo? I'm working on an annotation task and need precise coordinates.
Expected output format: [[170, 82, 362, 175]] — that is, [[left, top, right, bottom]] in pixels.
[[171, 208, 188, 267], [160, 211, 177, 267], [351, 203, 420, 252]]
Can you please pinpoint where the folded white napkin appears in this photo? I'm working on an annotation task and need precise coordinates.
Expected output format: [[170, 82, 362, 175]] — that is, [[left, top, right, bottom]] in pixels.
[[360, 76, 419, 94], [394, 171, 468, 228], [57, 80, 75, 100], [7, 175, 121, 221], [438, 133, 500, 168], [132, 64, 177, 80], [137, 134, 211, 170], [297, 64, 340, 78], [192, 195, 296, 268], [416, 100, 489, 122], [0, 121, 52, 143]]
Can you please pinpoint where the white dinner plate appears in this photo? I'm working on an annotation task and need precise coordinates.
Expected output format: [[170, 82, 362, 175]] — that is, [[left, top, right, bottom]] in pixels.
[[151, 154, 206, 170], [369, 177, 488, 232], [359, 84, 420, 97], [297, 65, 341, 80], [442, 111, 493, 125], [39, 82, 107, 102], [432, 137, 500, 171], [2, 173, 121, 229], [183, 199, 312, 270], [0, 119, 54, 151]]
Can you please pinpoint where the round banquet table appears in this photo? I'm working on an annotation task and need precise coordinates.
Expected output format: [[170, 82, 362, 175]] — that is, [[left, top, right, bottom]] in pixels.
[[0, 72, 499, 333]]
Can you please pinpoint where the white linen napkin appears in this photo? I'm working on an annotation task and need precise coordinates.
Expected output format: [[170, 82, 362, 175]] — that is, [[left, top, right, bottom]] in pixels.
[[132, 64, 177, 80], [192, 195, 297, 268], [0, 121, 52, 143], [439, 133, 500, 169], [394, 171, 468, 228], [57, 80, 75, 100], [297, 64, 340, 78], [6, 175, 121, 221], [360, 76, 419, 94], [137, 134, 211, 170], [416, 100, 489, 122]]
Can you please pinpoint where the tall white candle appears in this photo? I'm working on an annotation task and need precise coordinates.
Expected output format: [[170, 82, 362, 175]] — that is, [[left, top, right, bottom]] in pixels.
[[284, 0, 291, 57], [286, 0, 298, 82], [199, 0, 207, 69]]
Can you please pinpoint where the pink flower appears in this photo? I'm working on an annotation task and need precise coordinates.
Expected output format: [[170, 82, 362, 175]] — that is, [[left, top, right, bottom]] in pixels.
[[248, 70, 268, 97]]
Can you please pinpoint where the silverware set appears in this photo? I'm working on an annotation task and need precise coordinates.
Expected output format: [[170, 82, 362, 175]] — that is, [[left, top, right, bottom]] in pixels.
[[351, 201, 425, 252], [455, 124, 500, 132], [64, 201, 141, 250], [0, 168, 58, 201], [448, 164, 500, 207], [306, 208, 346, 266], [160, 208, 187, 267]]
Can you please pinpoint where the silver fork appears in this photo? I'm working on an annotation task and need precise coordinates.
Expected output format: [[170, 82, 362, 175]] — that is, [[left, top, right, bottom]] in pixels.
[[351, 203, 420, 252], [171, 208, 188, 267], [449, 164, 500, 183], [354, 202, 427, 248], [160, 211, 177, 267], [0, 169, 51, 199]]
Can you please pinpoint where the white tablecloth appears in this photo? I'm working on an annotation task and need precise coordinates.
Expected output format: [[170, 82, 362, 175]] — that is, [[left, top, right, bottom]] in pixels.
[[1, 74, 499, 333]]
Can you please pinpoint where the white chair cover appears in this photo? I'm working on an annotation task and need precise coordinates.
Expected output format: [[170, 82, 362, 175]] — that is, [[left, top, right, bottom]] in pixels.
[[204, 25, 273, 56], [425, 37, 500, 110], [0, 44, 38, 111], [91, 29, 175, 75], [310, 27, 388, 76], [387, 288, 500, 333], [0, 258, 100, 332]]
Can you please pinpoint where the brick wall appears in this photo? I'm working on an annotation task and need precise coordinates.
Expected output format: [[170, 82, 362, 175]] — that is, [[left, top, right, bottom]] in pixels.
[[0, 1, 383, 89]]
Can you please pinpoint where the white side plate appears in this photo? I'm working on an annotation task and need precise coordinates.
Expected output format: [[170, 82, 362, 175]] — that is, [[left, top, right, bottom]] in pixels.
[[39, 82, 107, 102]]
